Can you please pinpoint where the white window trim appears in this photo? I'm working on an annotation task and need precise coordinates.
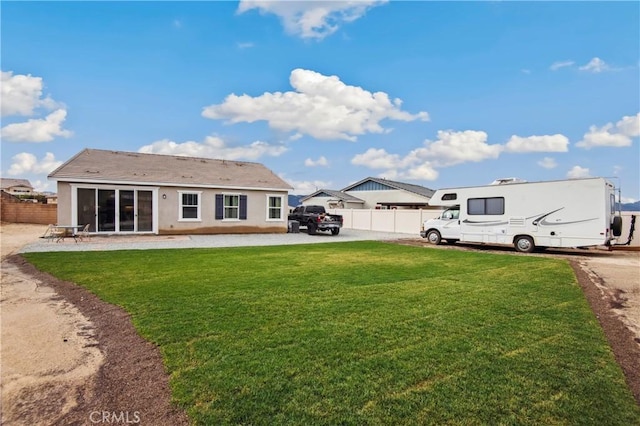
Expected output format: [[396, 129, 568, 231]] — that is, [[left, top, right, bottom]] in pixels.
[[266, 194, 285, 222], [222, 192, 241, 221], [178, 190, 202, 222]]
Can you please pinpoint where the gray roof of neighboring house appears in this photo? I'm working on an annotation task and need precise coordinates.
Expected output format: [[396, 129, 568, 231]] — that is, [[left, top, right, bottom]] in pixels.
[[301, 189, 364, 203], [341, 177, 435, 198], [0, 178, 33, 190], [49, 149, 293, 190]]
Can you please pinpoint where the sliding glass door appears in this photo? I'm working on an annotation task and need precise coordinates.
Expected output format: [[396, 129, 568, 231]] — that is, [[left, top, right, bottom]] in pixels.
[[76, 187, 154, 233], [77, 188, 96, 232]]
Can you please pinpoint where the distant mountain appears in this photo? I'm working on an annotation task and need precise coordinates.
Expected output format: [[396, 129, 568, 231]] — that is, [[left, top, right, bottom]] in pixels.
[[288, 194, 304, 207], [621, 201, 640, 211]]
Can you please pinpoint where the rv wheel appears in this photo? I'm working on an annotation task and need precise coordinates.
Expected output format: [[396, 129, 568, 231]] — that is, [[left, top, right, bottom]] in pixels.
[[426, 230, 442, 245], [612, 216, 623, 237], [514, 236, 535, 253]]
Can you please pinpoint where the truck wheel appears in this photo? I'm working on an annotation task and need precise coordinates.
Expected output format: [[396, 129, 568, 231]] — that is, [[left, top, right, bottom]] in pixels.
[[331, 228, 340, 235], [612, 216, 623, 237], [307, 222, 317, 235], [426, 230, 442, 245], [514, 236, 535, 253]]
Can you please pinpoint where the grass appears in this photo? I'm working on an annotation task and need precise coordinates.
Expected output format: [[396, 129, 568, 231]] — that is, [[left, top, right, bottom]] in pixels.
[[23, 241, 640, 425]]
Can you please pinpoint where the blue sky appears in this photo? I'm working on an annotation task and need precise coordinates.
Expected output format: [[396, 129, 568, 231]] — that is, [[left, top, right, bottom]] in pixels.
[[1, 1, 639, 201]]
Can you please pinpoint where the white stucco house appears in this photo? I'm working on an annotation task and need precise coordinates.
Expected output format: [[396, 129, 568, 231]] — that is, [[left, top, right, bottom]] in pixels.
[[49, 149, 292, 235]]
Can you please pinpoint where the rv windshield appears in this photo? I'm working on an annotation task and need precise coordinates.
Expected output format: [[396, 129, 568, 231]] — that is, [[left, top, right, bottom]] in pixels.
[[441, 207, 459, 220]]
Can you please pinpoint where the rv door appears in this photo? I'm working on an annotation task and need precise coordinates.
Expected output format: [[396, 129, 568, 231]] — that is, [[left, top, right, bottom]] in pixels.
[[438, 206, 461, 241]]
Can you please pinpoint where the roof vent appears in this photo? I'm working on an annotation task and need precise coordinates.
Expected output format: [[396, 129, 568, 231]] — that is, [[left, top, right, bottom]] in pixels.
[[490, 177, 526, 185]]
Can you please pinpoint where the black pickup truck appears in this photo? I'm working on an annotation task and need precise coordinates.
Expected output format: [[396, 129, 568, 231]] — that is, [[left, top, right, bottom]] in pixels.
[[288, 205, 343, 235]]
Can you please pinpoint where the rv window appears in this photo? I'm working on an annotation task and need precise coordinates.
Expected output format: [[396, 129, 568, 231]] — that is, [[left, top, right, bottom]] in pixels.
[[442, 207, 459, 220], [442, 193, 457, 201], [468, 197, 504, 215], [610, 194, 616, 214]]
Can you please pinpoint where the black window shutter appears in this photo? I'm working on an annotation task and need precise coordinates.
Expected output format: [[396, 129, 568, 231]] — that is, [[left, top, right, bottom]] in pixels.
[[215, 194, 223, 220], [239, 195, 247, 220]]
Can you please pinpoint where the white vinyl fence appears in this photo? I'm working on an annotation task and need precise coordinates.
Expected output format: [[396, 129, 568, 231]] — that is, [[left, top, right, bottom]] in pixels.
[[328, 209, 441, 235], [328, 209, 640, 247]]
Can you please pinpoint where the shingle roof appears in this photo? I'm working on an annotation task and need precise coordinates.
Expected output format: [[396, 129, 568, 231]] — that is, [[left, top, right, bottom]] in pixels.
[[49, 149, 292, 190], [301, 189, 364, 203], [0, 178, 33, 190], [341, 177, 435, 198]]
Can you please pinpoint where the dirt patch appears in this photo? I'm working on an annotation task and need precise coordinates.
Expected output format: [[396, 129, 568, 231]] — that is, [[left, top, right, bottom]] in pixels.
[[1, 223, 188, 425], [5, 255, 190, 425]]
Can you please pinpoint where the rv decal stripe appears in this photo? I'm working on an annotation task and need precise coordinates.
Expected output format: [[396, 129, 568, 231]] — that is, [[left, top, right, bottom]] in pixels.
[[531, 208, 564, 225], [538, 218, 598, 227], [461, 220, 508, 226]]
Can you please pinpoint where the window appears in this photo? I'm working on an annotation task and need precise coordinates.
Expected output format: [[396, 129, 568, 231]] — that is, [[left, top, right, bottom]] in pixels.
[[610, 194, 616, 214], [468, 197, 504, 215], [224, 194, 239, 219], [179, 191, 201, 221], [442, 207, 460, 220], [267, 195, 284, 220], [442, 193, 457, 201], [215, 194, 247, 220]]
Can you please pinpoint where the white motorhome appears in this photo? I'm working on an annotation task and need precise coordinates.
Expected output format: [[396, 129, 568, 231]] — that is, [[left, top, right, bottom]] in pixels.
[[421, 177, 622, 253]]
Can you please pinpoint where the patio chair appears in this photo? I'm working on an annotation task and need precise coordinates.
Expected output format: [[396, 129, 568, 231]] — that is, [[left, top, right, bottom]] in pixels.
[[40, 224, 56, 242], [77, 224, 91, 242], [51, 226, 67, 243]]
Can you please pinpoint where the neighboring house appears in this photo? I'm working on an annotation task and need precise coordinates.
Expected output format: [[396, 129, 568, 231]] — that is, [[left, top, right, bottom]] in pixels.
[[302, 177, 436, 210], [0, 178, 34, 196], [49, 149, 292, 235], [44, 193, 58, 204], [301, 189, 365, 210]]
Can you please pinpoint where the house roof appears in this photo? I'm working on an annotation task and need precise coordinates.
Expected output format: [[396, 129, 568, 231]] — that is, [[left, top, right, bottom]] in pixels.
[[301, 189, 364, 203], [48, 149, 293, 191], [0, 178, 34, 190], [341, 177, 435, 198]]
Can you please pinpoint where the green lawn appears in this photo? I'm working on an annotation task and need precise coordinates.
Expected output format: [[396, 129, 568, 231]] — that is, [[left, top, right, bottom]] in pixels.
[[24, 242, 640, 425]]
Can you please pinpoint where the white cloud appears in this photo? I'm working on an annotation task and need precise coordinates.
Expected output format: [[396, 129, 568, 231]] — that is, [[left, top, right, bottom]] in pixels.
[[402, 163, 439, 181], [411, 130, 502, 167], [237, 41, 255, 49], [282, 176, 333, 195], [304, 156, 328, 167], [579, 57, 610, 73], [138, 135, 287, 161], [550, 60, 574, 71], [202, 68, 428, 141], [616, 113, 640, 137], [31, 179, 54, 193], [350, 130, 501, 182], [237, 0, 387, 40], [576, 112, 639, 149], [567, 165, 591, 179], [537, 157, 558, 169], [8, 152, 62, 176], [351, 148, 403, 169], [1, 109, 73, 142], [1, 71, 59, 117], [504, 134, 569, 153]]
